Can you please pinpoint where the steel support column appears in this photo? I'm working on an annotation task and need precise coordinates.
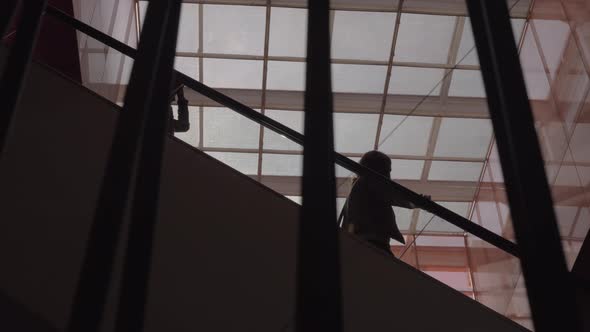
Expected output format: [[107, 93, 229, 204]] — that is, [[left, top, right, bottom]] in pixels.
[[114, 1, 182, 331], [0, 0, 19, 38], [66, 1, 182, 331], [466, 1, 581, 331], [0, 0, 47, 154], [296, 0, 342, 331]]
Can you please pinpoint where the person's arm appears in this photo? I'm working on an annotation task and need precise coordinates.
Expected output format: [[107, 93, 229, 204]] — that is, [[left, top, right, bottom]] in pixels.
[[173, 87, 190, 132], [371, 175, 430, 209]]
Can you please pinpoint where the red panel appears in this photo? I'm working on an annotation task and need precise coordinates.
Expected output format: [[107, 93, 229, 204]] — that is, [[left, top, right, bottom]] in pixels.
[[3, 1, 81, 83], [36, 0, 82, 83]]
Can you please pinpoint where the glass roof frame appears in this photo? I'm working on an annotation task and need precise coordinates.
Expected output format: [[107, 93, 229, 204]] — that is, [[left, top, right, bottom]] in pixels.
[[134, 0, 532, 234]]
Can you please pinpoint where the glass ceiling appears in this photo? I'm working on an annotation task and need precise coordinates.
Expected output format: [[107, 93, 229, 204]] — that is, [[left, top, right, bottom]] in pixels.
[[125, 1, 576, 327], [137, 0, 531, 238]]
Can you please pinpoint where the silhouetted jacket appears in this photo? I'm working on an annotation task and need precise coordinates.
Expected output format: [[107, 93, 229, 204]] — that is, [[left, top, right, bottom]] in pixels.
[[342, 175, 415, 245]]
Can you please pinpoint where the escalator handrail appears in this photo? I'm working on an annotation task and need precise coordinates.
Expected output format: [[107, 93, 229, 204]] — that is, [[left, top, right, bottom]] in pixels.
[[44, 5, 519, 258]]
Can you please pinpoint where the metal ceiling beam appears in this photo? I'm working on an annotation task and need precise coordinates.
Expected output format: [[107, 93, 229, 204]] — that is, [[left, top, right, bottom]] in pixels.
[[115, 84, 565, 121], [374, 0, 404, 150], [155, 51, 483, 69], [257, 0, 272, 180], [146, 0, 530, 18]]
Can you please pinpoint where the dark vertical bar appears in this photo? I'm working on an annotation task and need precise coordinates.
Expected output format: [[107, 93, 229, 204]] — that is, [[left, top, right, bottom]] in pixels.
[[0, 0, 47, 154], [296, 0, 342, 332], [114, 1, 181, 331], [66, 1, 180, 332], [465, 1, 582, 331], [0, 0, 19, 38], [573, 232, 590, 281]]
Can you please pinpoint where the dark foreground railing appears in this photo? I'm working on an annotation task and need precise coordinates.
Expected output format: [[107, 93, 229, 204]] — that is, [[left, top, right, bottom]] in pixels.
[[65, 1, 182, 332], [297, 1, 341, 331], [466, 1, 581, 331]]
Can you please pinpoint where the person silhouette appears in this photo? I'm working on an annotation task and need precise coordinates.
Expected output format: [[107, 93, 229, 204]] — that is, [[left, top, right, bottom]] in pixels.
[[340, 150, 429, 256]]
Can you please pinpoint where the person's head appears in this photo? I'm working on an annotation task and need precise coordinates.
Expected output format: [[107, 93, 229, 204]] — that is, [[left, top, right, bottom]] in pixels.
[[359, 150, 391, 177]]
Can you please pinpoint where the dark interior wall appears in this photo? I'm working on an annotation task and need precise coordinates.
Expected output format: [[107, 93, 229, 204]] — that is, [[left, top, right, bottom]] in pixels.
[[0, 61, 528, 332], [0, 61, 116, 331]]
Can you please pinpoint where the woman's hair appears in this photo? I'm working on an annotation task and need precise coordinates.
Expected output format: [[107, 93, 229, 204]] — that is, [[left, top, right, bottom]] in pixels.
[[359, 150, 391, 176]]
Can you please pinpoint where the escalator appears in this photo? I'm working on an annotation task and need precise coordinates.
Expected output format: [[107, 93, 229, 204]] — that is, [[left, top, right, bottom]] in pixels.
[[0, 54, 528, 332]]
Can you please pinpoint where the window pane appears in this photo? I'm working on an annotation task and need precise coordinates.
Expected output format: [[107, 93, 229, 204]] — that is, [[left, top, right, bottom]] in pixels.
[[434, 118, 493, 158], [570, 124, 590, 163], [448, 70, 486, 98], [428, 161, 483, 181], [332, 64, 387, 94], [140, 2, 199, 52], [203, 59, 263, 89], [262, 154, 303, 176], [394, 207, 414, 233], [334, 113, 380, 153], [206, 151, 258, 176], [266, 61, 306, 91], [554, 206, 579, 236], [573, 208, 589, 238], [203, 5, 266, 55], [177, 4, 199, 53], [391, 159, 425, 180], [520, 27, 551, 100], [378, 115, 434, 156], [416, 235, 465, 247], [269, 7, 307, 57], [174, 57, 199, 80], [263, 110, 303, 151], [203, 107, 260, 149], [416, 202, 470, 233], [530, 19, 570, 80], [456, 18, 479, 66], [331, 11, 396, 61], [457, 18, 527, 66], [389, 67, 445, 96], [395, 14, 456, 64]]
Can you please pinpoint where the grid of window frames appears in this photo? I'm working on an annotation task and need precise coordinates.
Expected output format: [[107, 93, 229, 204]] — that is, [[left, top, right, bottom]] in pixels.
[[133, 0, 541, 328]]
